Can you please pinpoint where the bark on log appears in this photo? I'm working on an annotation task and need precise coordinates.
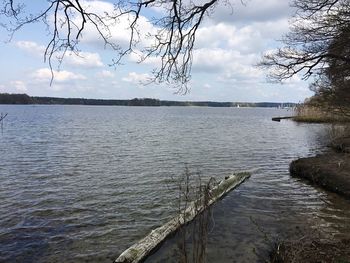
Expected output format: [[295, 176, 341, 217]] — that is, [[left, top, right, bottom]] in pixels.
[[115, 172, 251, 263]]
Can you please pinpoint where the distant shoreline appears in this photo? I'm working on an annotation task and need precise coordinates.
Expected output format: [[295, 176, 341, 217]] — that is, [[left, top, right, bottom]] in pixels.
[[0, 93, 297, 108]]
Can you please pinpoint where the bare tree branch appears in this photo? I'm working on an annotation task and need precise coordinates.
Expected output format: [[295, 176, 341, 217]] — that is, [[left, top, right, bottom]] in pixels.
[[259, 0, 350, 82], [0, 0, 235, 93], [259, 0, 350, 116]]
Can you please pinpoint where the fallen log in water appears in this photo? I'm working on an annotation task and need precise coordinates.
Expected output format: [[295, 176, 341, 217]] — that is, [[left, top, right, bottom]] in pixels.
[[115, 172, 251, 263]]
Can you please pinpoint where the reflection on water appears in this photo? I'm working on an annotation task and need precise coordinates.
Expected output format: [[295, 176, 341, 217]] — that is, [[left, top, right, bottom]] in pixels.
[[0, 105, 349, 262]]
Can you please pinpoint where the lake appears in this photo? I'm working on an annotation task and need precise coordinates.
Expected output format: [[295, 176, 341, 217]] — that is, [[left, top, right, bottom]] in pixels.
[[1, 105, 349, 262]]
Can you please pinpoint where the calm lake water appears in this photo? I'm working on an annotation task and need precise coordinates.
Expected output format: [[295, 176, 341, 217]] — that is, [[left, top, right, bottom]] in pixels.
[[0, 105, 350, 263]]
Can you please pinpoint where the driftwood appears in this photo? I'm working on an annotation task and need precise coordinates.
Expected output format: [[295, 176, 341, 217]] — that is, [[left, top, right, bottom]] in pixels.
[[115, 172, 251, 263]]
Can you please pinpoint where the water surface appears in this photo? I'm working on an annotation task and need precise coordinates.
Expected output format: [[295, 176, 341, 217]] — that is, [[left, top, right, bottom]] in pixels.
[[0, 105, 349, 262]]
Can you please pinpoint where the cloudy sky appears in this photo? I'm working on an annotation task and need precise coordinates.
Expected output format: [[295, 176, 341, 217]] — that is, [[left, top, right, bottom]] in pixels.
[[0, 0, 313, 102]]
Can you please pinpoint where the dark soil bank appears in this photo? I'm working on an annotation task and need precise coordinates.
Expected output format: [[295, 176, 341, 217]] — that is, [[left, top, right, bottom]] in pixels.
[[290, 136, 350, 198], [290, 153, 350, 198]]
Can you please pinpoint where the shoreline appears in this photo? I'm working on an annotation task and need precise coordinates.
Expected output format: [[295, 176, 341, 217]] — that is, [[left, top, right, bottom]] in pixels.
[[290, 135, 350, 199], [270, 144, 350, 262], [271, 118, 350, 262]]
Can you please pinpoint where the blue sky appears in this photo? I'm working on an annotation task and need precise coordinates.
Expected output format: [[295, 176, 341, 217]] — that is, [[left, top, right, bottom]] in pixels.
[[0, 0, 313, 102]]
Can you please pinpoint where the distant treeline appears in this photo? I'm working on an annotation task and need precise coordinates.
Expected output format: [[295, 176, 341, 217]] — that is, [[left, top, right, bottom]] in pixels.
[[0, 93, 297, 108], [0, 93, 34, 104]]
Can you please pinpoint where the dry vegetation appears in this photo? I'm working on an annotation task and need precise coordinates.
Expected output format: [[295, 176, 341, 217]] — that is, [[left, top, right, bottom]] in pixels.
[[270, 237, 350, 263], [293, 104, 350, 123]]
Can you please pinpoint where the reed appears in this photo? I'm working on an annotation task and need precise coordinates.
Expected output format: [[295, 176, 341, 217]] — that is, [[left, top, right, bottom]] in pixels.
[[293, 104, 350, 123]]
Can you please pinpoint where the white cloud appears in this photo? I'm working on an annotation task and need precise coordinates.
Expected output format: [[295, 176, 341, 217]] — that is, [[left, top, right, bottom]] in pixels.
[[16, 41, 103, 68], [74, 85, 95, 92], [193, 48, 238, 72], [15, 41, 45, 56], [48, 84, 66, 92], [10, 81, 27, 92], [63, 51, 104, 68], [122, 72, 151, 84], [196, 19, 289, 52], [282, 75, 302, 85], [97, 70, 115, 78], [210, 0, 293, 24], [32, 68, 86, 82], [75, 1, 158, 50], [193, 48, 262, 79]]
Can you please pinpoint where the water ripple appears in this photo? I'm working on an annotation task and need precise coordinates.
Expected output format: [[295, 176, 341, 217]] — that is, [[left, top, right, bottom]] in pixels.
[[1, 105, 349, 262]]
